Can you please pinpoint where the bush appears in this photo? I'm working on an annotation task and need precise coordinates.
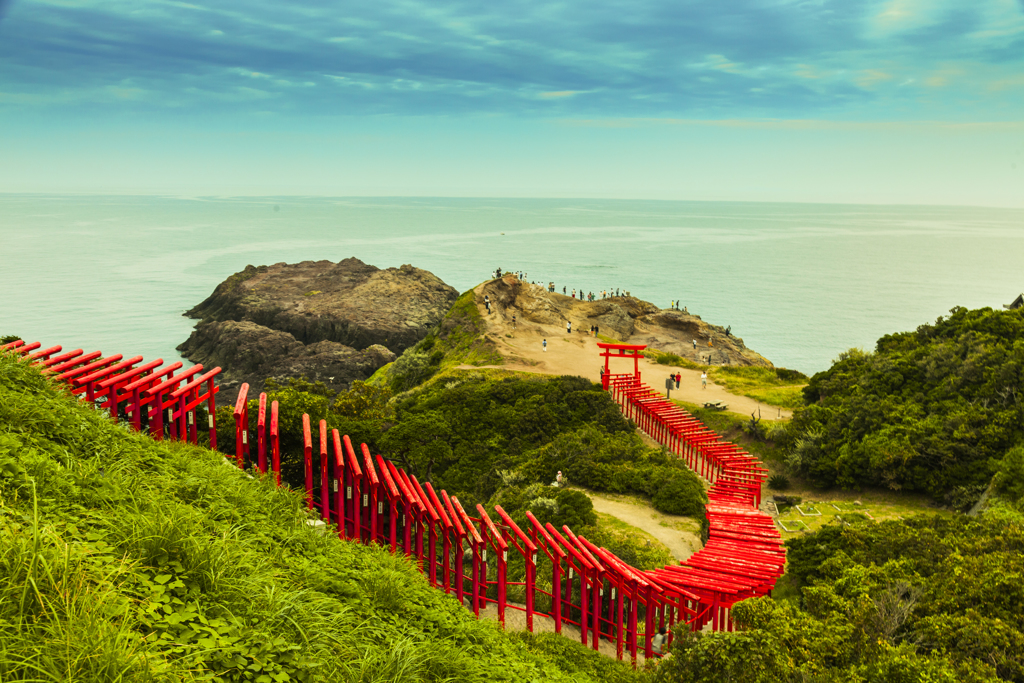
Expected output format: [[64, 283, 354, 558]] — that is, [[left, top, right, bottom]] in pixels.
[[651, 470, 706, 516], [786, 306, 1024, 500], [768, 474, 790, 490], [993, 444, 1024, 504]]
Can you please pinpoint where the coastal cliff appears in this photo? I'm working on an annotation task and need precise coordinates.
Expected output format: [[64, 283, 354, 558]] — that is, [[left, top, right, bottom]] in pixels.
[[480, 274, 772, 367], [178, 258, 458, 403]]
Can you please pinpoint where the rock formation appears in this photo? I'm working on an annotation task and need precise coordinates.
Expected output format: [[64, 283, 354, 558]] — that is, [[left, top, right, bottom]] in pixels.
[[178, 259, 458, 404], [480, 275, 772, 367]]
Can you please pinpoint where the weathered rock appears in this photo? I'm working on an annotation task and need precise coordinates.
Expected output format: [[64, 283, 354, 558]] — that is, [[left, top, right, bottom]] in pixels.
[[480, 275, 772, 367], [179, 258, 455, 403], [184, 258, 459, 353], [177, 320, 396, 406]]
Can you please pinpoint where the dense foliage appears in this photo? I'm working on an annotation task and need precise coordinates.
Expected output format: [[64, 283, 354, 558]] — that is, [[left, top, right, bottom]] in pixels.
[[656, 509, 1024, 682], [782, 306, 1024, 505], [0, 352, 647, 682]]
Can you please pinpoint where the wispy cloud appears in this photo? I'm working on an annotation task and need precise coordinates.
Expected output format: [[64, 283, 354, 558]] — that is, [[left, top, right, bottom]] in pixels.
[[0, 0, 1021, 120]]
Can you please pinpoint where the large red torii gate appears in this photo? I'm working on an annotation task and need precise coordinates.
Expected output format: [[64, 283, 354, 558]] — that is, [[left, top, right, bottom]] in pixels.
[[597, 342, 647, 390]]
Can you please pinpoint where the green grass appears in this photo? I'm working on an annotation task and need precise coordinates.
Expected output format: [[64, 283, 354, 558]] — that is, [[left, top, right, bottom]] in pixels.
[[372, 289, 504, 392], [0, 351, 647, 682], [704, 366, 808, 411]]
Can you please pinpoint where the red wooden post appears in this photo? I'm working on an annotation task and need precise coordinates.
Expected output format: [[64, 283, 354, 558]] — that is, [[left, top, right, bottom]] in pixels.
[[526, 511, 565, 634], [319, 420, 329, 522], [361, 444, 380, 545], [442, 491, 467, 602], [302, 415, 313, 509], [206, 373, 218, 450], [427, 484, 455, 593], [234, 384, 249, 468], [332, 430, 346, 537], [410, 475, 439, 578], [644, 584, 656, 658], [270, 401, 280, 485], [342, 435, 362, 540], [257, 393, 267, 473], [374, 454, 400, 551], [477, 505, 509, 628]]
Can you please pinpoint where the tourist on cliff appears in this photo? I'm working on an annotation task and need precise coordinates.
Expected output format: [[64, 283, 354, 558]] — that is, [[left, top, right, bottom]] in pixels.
[[512, 314, 516, 330], [701, 371, 707, 389], [543, 339, 547, 352], [566, 321, 571, 334]]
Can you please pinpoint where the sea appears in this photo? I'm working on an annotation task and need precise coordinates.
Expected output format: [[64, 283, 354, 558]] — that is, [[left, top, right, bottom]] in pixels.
[[2, 195, 1022, 375]]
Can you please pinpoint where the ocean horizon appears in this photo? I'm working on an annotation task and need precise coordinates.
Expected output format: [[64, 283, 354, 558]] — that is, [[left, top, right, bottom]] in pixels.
[[2, 193, 1022, 376]]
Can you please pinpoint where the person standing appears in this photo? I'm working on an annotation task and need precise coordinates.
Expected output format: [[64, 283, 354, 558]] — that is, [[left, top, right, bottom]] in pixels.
[[572, 289, 576, 299], [512, 314, 517, 330], [701, 371, 707, 389], [563, 286, 566, 295], [566, 321, 571, 334], [543, 339, 547, 352], [675, 372, 681, 389], [652, 626, 668, 655], [692, 339, 697, 350]]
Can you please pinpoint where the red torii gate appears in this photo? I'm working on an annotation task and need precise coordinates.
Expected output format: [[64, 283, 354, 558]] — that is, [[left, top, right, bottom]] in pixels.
[[598, 342, 646, 390]]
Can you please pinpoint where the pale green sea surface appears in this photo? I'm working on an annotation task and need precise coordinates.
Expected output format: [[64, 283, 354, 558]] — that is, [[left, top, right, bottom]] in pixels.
[[1, 195, 1021, 375]]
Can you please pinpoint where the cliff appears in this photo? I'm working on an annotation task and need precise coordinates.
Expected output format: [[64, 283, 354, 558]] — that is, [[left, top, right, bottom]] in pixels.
[[179, 258, 458, 403], [480, 275, 772, 367]]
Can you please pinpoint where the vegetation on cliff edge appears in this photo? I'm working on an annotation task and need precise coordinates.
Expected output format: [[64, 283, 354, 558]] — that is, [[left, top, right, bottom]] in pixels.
[[777, 306, 1024, 507]]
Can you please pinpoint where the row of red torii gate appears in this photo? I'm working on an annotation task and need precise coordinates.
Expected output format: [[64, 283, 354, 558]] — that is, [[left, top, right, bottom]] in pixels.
[[3, 338, 785, 664]]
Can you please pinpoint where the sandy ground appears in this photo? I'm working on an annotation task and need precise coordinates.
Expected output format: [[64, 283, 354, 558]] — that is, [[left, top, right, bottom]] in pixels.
[[587, 492, 702, 562], [464, 284, 791, 420]]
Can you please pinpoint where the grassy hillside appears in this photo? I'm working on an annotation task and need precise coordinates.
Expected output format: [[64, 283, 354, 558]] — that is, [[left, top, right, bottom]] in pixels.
[[371, 289, 502, 393], [0, 353, 646, 682]]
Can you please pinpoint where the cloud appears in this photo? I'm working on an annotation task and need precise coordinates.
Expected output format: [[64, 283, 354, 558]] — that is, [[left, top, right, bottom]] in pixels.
[[0, 0, 1020, 121]]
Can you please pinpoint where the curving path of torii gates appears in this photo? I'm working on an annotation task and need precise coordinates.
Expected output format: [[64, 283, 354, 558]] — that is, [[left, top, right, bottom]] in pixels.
[[4, 338, 784, 665]]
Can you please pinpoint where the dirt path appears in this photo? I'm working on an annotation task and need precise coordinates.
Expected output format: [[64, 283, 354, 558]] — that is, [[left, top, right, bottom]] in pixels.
[[465, 284, 791, 420], [587, 492, 702, 562]]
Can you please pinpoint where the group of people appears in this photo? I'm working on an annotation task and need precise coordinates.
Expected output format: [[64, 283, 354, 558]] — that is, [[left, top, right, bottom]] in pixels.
[[567, 287, 628, 301]]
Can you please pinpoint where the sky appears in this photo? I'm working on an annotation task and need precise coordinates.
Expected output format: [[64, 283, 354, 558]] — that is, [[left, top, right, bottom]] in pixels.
[[1, 0, 1023, 205]]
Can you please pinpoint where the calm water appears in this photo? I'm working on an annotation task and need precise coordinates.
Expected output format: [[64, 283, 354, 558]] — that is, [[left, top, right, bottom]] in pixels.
[[2, 195, 1022, 374]]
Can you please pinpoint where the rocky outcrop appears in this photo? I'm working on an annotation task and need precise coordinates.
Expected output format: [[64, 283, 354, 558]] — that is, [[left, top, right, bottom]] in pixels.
[[178, 259, 457, 403], [184, 258, 459, 353], [480, 275, 772, 367], [177, 321, 396, 406]]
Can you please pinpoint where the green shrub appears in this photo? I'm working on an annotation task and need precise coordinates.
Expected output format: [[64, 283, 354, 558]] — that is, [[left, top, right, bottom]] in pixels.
[[993, 444, 1024, 504], [652, 470, 706, 516], [768, 474, 790, 490], [787, 306, 1024, 500]]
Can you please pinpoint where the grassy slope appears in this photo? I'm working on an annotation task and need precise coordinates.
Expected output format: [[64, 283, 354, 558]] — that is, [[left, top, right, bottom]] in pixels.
[[370, 289, 502, 392], [0, 354, 645, 683]]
